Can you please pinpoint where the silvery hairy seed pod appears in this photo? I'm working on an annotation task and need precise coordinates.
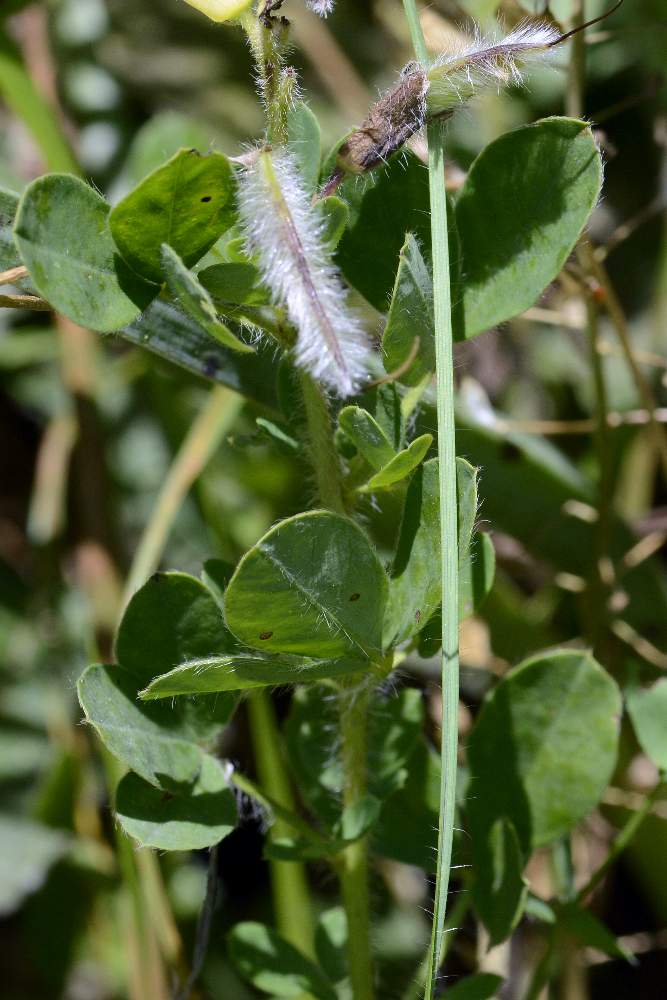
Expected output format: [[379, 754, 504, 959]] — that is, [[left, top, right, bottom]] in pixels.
[[237, 148, 369, 397]]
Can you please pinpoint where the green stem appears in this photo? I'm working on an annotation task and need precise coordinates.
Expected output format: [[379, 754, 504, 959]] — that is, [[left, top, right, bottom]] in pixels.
[[337, 683, 374, 1000], [103, 750, 169, 999], [402, 892, 470, 1000], [297, 367, 373, 995], [523, 931, 557, 1000], [299, 370, 346, 514], [576, 783, 661, 903], [247, 691, 315, 955], [122, 386, 241, 610], [402, 4, 459, 997], [230, 769, 332, 849], [240, 5, 290, 143]]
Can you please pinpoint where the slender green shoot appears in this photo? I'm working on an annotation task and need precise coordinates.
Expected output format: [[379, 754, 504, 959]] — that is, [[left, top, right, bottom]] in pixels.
[[247, 691, 315, 955], [402, 3, 460, 996]]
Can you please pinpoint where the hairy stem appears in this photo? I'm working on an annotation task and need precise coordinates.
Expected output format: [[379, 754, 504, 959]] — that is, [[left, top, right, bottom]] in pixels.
[[298, 367, 374, 993], [247, 691, 315, 955], [299, 370, 346, 514], [337, 683, 374, 1000], [402, 3, 459, 997]]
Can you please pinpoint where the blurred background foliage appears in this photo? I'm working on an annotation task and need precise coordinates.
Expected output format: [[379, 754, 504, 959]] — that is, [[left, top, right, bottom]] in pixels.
[[1, 0, 666, 997]]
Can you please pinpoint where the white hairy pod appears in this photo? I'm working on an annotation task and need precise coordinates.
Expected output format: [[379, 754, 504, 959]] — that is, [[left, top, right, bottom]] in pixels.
[[237, 149, 369, 397]]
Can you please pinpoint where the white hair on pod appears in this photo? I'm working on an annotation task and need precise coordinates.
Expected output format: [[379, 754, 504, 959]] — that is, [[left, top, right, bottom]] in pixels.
[[305, 0, 335, 16], [427, 19, 561, 113], [237, 148, 369, 397]]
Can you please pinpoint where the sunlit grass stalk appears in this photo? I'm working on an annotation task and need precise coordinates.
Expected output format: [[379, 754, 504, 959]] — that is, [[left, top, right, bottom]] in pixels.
[[121, 385, 242, 609], [402, 3, 459, 997]]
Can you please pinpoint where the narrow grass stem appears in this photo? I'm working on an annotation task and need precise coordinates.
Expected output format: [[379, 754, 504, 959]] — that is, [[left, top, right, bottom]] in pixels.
[[402, 892, 471, 1000], [402, 3, 459, 996]]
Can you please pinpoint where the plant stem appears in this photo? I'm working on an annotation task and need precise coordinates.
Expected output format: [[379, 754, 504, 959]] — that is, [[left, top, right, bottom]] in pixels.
[[402, 892, 471, 1000], [523, 931, 557, 1000], [576, 783, 661, 903], [337, 682, 374, 1000], [402, 3, 459, 997], [299, 370, 346, 514], [587, 251, 667, 482], [230, 766, 332, 850], [122, 386, 242, 609], [297, 368, 374, 994], [247, 691, 315, 955]]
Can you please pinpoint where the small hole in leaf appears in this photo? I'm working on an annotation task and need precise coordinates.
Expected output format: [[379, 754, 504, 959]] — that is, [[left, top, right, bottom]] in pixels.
[[201, 195, 212, 203], [259, 630, 273, 640], [349, 593, 361, 602]]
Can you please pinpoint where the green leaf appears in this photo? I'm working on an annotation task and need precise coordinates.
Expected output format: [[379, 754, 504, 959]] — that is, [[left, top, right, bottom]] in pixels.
[[287, 102, 322, 194], [201, 558, 235, 610], [335, 795, 381, 843], [557, 902, 635, 963], [140, 653, 365, 698], [109, 148, 236, 283], [374, 739, 440, 870], [0, 186, 19, 271], [122, 111, 219, 185], [78, 663, 205, 788], [384, 457, 478, 647], [360, 434, 433, 492], [224, 511, 387, 659], [459, 531, 496, 621], [114, 572, 238, 744], [626, 678, 667, 771], [121, 300, 280, 410], [256, 417, 300, 454], [456, 118, 603, 338], [161, 244, 254, 353], [285, 686, 422, 826], [316, 196, 349, 250], [337, 152, 431, 311], [369, 382, 405, 451], [382, 232, 435, 385], [198, 261, 268, 306], [444, 973, 504, 1000], [228, 922, 337, 1000], [14, 174, 155, 330], [367, 686, 424, 799], [468, 649, 621, 855], [338, 405, 395, 470], [117, 571, 237, 688], [0, 815, 70, 917], [315, 907, 348, 987], [472, 817, 528, 945], [115, 754, 237, 851]]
